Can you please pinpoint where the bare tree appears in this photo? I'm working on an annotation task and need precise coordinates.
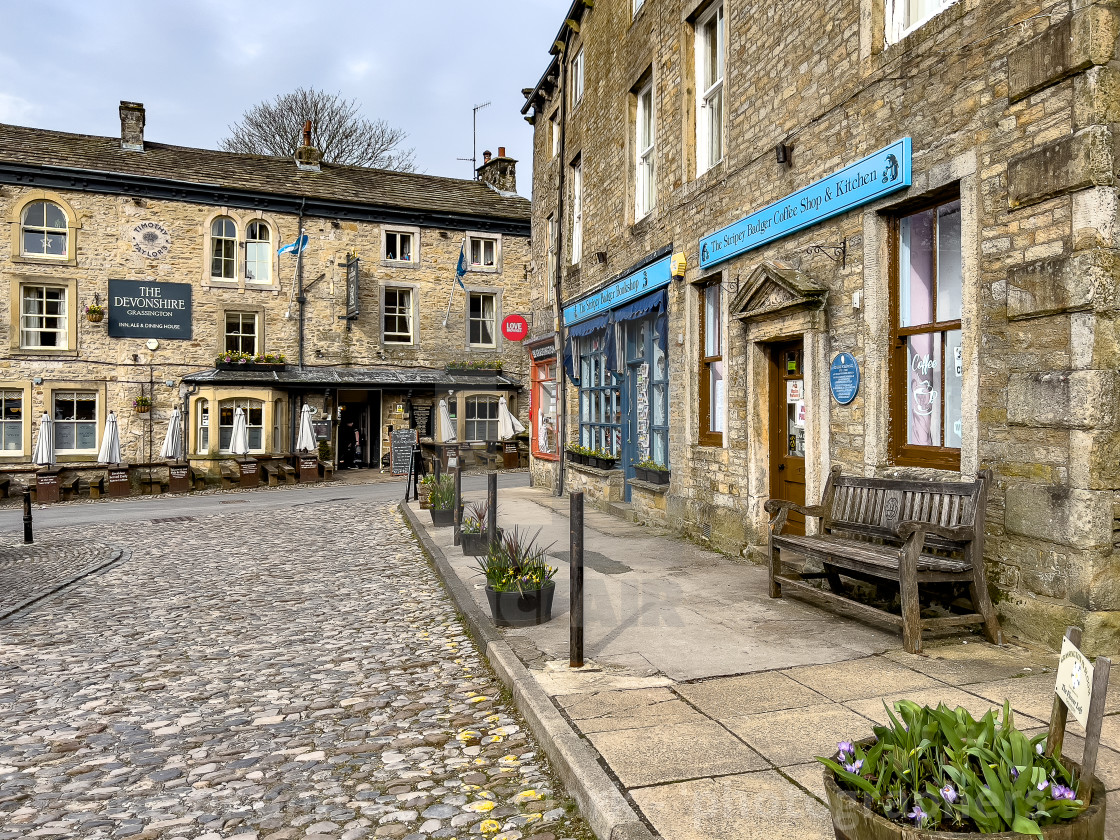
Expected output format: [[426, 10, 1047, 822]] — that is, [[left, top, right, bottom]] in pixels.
[[220, 87, 416, 171]]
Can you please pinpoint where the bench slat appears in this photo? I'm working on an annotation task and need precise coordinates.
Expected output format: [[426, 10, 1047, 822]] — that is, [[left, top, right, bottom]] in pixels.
[[773, 533, 972, 575], [833, 475, 978, 495], [773, 574, 904, 628]]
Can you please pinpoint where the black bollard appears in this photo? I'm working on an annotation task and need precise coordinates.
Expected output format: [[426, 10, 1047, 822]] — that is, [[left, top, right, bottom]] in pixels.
[[23, 488, 33, 544], [487, 472, 498, 551], [453, 464, 462, 546], [434, 454, 441, 482], [570, 491, 584, 668]]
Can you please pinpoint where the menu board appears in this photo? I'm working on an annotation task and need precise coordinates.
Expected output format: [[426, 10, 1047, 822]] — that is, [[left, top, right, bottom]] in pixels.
[[390, 428, 418, 476], [412, 405, 432, 437]]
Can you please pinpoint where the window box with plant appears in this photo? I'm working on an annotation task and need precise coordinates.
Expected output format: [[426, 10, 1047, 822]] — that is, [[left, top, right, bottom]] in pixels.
[[447, 360, 503, 375], [215, 352, 287, 371], [818, 700, 1104, 839], [475, 527, 557, 627], [592, 448, 617, 470], [460, 501, 503, 556], [635, 459, 669, 485], [85, 303, 104, 323], [133, 395, 151, 414], [427, 474, 456, 526]]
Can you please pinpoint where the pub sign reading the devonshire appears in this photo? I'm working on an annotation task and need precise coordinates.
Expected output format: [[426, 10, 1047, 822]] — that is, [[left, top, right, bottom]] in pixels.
[[108, 279, 192, 339]]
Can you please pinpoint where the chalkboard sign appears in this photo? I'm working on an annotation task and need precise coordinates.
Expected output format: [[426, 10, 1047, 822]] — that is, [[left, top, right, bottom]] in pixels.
[[412, 405, 432, 437], [390, 428, 418, 476]]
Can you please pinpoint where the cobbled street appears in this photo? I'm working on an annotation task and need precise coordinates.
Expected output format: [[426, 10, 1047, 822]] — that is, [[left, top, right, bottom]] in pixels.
[[0, 489, 592, 840]]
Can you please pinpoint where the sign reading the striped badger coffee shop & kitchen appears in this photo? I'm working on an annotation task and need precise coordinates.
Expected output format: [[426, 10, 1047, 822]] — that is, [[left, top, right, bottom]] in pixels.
[[699, 138, 912, 270]]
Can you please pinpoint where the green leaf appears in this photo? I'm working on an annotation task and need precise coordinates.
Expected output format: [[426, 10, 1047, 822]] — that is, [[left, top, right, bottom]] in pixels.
[[817, 757, 876, 795], [1011, 815, 1043, 837]]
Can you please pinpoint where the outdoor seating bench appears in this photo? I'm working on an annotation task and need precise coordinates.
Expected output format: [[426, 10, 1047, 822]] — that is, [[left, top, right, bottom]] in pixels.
[[84, 475, 106, 500], [0, 475, 9, 498], [60, 473, 80, 501], [220, 463, 239, 490], [278, 463, 297, 484], [261, 463, 283, 487], [765, 466, 1001, 653]]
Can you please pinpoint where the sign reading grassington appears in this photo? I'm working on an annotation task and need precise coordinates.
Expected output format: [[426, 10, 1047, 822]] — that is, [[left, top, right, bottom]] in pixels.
[[699, 138, 912, 270], [108, 279, 193, 339]]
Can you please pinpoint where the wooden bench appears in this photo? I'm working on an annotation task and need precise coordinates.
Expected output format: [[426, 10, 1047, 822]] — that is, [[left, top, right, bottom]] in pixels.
[[766, 466, 1000, 653], [60, 473, 80, 501], [261, 462, 297, 487], [220, 463, 239, 490], [85, 475, 106, 500]]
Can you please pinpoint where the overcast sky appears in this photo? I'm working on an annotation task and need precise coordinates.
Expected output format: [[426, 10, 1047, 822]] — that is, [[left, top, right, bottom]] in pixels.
[[0, 0, 561, 196]]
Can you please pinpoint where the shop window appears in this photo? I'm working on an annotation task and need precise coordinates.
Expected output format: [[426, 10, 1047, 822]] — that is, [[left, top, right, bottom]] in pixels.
[[210, 216, 237, 279], [225, 312, 258, 355], [571, 48, 584, 108], [532, 360, 558, 458], [699, 281, 724, 446], [21, 200, 68, 259], [635, 80, 655, 219], [579, 332, 621, 456], [696, 2, 724, 174], [54, 390, 97, 453], [468, 292, 496, 347], [571, 159, 582, 265], [650, 316, 669, 466], [2, 390, 24, 453], [196, 399, 209, 453], [887, 0, 958, 43], [219, 398, 264, 452], [20, 284, 68, 349], [890, 196, 963, 469], [465, 396, 499, 441], [469, 236, 498, 270], [383, 287, 414, 344], [383, 228, 416, 263], [245, 221, 272, 283]]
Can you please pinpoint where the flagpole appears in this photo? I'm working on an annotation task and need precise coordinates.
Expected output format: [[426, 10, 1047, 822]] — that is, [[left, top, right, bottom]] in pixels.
[[443, 237, 467, 328]]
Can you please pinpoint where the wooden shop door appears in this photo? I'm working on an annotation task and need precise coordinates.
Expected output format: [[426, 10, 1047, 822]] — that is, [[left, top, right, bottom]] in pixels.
[[770, 339, 807, 535]]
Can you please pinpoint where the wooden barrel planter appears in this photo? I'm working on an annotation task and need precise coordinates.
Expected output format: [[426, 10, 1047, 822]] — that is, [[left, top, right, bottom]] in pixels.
[[823, 766, 1106, 840]]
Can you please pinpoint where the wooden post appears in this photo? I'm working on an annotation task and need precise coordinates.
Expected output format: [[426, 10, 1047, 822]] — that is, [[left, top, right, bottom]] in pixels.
[[570, 491, 584, 668], [1046, 626, 1080, 761], [22, 488, 32, 544], [487, 472, 498, 552], [452, 465, 462, 546]]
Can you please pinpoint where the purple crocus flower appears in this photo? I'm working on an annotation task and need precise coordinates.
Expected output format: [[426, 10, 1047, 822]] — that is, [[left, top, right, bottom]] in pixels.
[[843, 759, 864, 774], [1010, 767, 1019, 780], [837, 741, 854, 758], [1037, 780, 1049, 792], [940, 784, 957, 804], [908, 804, 927, 823], [1050, 784, 1076, 801]]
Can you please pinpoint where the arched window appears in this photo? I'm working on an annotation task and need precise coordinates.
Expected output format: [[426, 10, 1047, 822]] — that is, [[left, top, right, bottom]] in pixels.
[[21, 200, 68, 258], [218, 398, 263, 452], [245, 221, 271, 283], [210, 216, 237, 279], [196, 399, 210, 454]]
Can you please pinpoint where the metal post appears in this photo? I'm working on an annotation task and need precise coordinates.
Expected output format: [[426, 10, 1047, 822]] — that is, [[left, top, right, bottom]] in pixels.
[[453, 465, 462, 546], [434, 454, 442, 482], [570, 491, 584, 668], [411, 447, 420, 502], [23, 488, 33, 544], [487, 472, 498, 551]]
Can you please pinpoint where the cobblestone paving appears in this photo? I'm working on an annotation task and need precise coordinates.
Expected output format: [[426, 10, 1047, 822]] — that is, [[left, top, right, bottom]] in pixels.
[[0, 537, 122, 617], [0, 503, 592, 840]]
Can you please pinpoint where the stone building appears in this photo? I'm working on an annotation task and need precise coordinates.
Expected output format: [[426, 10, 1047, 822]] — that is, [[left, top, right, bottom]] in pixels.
[[521, 0, 1120, 651], [0, 103, 530, 478]]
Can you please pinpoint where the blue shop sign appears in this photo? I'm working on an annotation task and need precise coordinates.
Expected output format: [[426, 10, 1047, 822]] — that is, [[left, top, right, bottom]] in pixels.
[[108, 279, 193, 339], [699, 138, 912, 270], [829, 352, 861, 405], [563, 254, 672, 327]]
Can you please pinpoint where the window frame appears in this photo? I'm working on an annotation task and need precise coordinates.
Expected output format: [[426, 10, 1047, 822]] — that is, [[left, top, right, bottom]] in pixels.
[[888, 191, 964, 470], [635, 79, 656, 220], [381, 285, 417, 346], [550, 112, 561, 158], [224, 311, 259, 356], [698, 278, 724, 447], [464, 395, 500, 442], [545, 214, 557, 303], [578, 332, 622, 457], [52, 390, 99, 455], [886, 0, 959, 44], [467, 290, 499, 348], [217, 397, 265, 454], [466, 233, 502, 273], [531, 359, 559, 460], [0, 383, 31, 458], [381, 225, 421, 265], [19, 200, 69, 261], [571, 159, 583, 265], [19, 283, 68, 350], [571, 48, 585, 109], [244, 219, 273, 284], [210, 215, 238, 281], [196, 398, 210, 454], [9, 193, 80, 266], [695, 2, 725, 175]]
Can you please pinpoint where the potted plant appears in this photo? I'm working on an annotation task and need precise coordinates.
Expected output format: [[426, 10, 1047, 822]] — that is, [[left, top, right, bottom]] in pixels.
[[818, 700, 1105, 839], [647, 462, 670, 486], [427, 474, 456, 526], [475, 527, 557, 627], [133, 395, 152, 413], [633, 459, 653, 482], [447, 359, 503, 375], [460, 502, 503, 556], [566, 444, 585, 466], [85, 303, 105, 323], [418, 474, 435, 510], [594, 449, 617, 470]]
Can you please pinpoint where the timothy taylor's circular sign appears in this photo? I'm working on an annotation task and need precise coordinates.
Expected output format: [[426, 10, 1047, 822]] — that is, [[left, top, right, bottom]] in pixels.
[[501, 314, 528, 342], [131, 222, 171, 259]]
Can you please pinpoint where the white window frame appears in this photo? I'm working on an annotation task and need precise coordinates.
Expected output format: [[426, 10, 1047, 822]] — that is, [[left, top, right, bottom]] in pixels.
[[468, 291, 498, 348], [1, 389, 26, 455], [467, 234, 501, 272], [20, 284, 68, 350], [636, 80, 656, 219], [464, 395, 500, 442], [571, 160, 583, 265], [551, 113, 561, 158], [886, 0, 958, 43], [633, 0, 645, 15], [696, 2, 725, 175], [382, 286, 416, 345], [381, 225, 420, 265], [546, 214, 557, 303], [224, 311, 259, 356], [571, 48, 585, 109], [20, 200, 68, 260], [53, 390, 98, 454], [210, 216, 238, 280], [218, 398, 264, 454], [196, 398, 210, 454], [245, 220, 272, 284]]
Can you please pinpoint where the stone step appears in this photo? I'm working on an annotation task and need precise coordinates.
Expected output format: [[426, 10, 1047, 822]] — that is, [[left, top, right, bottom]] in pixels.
[[603, 500, 637, 523]]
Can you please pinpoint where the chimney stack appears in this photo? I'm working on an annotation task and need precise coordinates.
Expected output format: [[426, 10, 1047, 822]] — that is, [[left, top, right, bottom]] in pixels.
[[476, 146, 517, 194], [294, 119, 322, 172], [119, 101, 145, 152]]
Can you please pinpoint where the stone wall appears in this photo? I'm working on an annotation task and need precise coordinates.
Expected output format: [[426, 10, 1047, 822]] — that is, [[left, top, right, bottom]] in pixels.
[[525, 0, 1120, 652]]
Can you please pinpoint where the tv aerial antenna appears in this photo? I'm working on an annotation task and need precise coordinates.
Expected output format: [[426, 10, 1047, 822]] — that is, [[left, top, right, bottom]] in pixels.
[[456, 101, 491, 178]]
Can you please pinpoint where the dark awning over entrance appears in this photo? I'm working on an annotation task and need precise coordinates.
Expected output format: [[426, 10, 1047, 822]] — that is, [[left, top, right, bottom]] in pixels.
[[182, 366, 522, 390]]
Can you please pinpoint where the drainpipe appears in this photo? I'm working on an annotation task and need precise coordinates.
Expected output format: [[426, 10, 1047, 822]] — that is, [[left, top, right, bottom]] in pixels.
[[553, 51, 570, 498], [296, 198, 307, 370]]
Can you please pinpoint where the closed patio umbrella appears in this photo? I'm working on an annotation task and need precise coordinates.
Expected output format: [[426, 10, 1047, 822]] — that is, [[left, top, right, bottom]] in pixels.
[[32, 413, 54, 466], [436, 399, 456, 443], [97, 411, 122, 465], [230, 407, 250, 456], [497, 396, 525, 440], [158, 407, 182, 461], [295, 404, 316, 452]]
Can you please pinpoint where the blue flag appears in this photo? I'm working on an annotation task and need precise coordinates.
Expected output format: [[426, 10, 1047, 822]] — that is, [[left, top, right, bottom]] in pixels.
[[278, 234, 308, 256], [455, 238, 467, 290]]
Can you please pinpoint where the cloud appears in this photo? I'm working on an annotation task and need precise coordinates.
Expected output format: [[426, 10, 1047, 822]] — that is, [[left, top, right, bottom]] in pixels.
[[0, 93, 42, 126]]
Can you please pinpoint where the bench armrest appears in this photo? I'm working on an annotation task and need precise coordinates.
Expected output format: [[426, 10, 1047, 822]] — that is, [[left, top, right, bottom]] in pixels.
[[764, 498, 827, 520], [895, 520, 974, 544]]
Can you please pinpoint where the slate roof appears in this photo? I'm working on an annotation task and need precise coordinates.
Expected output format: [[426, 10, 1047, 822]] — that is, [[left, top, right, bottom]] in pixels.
[[0, 122, 530, 223], [182, 365, 522, 390]]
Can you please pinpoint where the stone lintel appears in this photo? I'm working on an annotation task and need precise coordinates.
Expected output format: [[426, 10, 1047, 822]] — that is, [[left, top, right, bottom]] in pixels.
[[1006, 369, 1119, 429], [1007, 249, 1119, 319], [1007, 126, 1115, 210]]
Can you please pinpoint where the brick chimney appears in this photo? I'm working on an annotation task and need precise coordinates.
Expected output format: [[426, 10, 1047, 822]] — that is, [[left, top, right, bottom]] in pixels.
[[294, 119, 322, 172], [476, 145, 517, 193], [119, 101, 145, 152]]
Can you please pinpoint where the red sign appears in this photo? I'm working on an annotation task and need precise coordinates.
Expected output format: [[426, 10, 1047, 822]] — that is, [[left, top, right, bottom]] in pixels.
[[501, 314, 528, 342]]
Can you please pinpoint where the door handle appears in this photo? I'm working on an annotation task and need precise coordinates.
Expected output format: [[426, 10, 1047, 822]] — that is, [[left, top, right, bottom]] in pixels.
[[778, 464, 786, 471]]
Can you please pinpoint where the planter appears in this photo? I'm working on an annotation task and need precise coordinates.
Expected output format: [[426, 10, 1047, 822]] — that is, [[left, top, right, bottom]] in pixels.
[[447, 367, 502, 377], [484, 581, 555, 627], [216, 362, 287, 371], [429, 507, 454, 527], [823, 764, 1106, 840], [86, 311, 104, 323], [633, 466, 649, 482], [649, 468, 670, 486], [418, 487, 432, 509], [135, 404, 151, 414], [461, 528, 504, 556], [600, 459, 618, 471]]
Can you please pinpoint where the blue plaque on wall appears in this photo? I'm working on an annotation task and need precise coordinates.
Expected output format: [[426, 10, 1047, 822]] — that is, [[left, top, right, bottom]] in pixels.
[[829, 353, 861, 405], [108, 279, 192, 339]]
